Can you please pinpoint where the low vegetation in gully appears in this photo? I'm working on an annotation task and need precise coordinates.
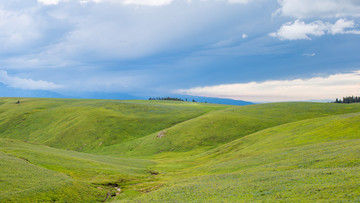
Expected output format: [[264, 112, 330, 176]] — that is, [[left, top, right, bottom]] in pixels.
[[0, 98, 360, 202]]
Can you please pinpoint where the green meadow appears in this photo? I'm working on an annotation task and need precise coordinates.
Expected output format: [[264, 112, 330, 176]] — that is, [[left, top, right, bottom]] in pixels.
[[0, 97, 360, 202]]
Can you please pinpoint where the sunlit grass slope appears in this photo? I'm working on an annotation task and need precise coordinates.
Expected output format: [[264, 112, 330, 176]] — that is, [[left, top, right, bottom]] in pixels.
[[0, 138, 156, 202], [0, 98, 226, 151], [123, 112, 360, 202], [96, 102, 360, 157], [1, 98, 360, 202]]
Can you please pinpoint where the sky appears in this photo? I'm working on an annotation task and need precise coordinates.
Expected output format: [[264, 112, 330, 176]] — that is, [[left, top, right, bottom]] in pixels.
[[0, 0, 360, 102]]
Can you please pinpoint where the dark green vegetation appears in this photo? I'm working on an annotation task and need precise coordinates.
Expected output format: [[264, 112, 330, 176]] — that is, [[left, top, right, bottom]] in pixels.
[[1, 98, 360, 202], [148, 97, 185, 101], [334, 96, 360, 103]]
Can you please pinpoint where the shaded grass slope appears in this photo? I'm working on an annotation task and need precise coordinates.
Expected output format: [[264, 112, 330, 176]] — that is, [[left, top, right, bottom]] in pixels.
[[0, 98, 226, 151], [0, 138, 155, 202]]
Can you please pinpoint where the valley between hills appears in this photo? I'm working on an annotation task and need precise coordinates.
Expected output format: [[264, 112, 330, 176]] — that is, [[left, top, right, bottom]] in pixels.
[[1, 98, 359, 202]]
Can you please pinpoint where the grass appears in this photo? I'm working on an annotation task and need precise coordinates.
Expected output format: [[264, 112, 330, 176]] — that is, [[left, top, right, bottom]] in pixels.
[[121, 112, 360, 202], [0, 151, 75, 202], [1, 98, 360, 202], [124, 166, 360, 202], [0, 98, 226, 151], [0, 138, 156, 202], [96, 102, 360, 157]]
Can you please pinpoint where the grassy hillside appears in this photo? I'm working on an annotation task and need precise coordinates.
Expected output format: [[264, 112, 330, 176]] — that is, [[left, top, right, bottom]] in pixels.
[[0, 98, 226, 151], [95, 102, 360, 157], [0, 138, 155, 202], [123, 112, 360, 202], [1, 98, 360, 202]]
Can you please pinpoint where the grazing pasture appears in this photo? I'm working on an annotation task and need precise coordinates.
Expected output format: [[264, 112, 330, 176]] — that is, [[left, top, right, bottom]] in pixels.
[[0, 98, 359, 202]]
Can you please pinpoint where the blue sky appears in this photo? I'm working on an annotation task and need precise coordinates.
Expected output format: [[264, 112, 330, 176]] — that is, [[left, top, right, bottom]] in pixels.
[[0, 0, 360, 102]]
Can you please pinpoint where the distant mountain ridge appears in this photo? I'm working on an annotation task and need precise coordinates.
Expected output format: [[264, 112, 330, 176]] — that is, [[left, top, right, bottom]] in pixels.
[[0, 84, 65, 98], [177, 95, 253, 105], [0, 84, 252, 106]]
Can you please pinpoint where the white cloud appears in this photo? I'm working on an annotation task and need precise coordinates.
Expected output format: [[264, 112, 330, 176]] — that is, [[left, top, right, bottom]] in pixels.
[[227, 0, 251, 4], [175, 70, 360, 102], [276, 0, 360, 19], [38, 0, 59, 5], [38, 0, 173, 6], [38, 0, 252, 6], [329, 19, 360, 34], [270, 19, 360, 40], [303, 53, 316, 57], [122, 0, 173, 6], [0, 8, 41, 52], [0, 70, 63, 90], [270, 20, 326, 40], [38, 0, 68, 5], [242, 33, 248, 38]]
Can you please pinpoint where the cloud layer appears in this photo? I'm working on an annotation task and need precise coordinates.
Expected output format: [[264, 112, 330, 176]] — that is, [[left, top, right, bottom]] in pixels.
[[176, 71, 360, 102], [270, 19, 360, 40], [0, 70, 63, 90], [0, 0, 257, 69], [276, 0, 360, 19], [38, 0, 251, 6], [0, 0, 359, 100]]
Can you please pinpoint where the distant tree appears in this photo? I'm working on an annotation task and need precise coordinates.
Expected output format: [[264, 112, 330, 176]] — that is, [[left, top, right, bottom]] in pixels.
[[334, 96, 360, 104], [16, 100, 20, 104], [148, 97, 184, 101]]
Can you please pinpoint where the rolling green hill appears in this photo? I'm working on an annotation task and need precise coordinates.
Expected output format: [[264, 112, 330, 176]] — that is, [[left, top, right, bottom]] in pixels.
[[1, 98, 360, 202], [95, 102, 360, 157], [0, 138, 155, 202], [123, 112, 360, 202], [0, 98, 226, 151]]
